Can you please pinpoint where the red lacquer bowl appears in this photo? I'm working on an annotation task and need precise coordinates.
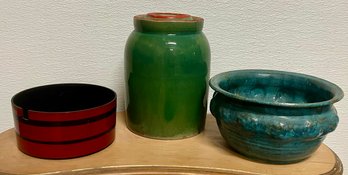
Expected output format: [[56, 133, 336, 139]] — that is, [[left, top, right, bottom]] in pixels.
[[11, 83, 117, 159]]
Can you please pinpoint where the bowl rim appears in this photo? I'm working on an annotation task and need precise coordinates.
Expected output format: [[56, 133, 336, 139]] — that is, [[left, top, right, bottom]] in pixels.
[[209, 69, 344, 108], [11, 83, 117, 114]]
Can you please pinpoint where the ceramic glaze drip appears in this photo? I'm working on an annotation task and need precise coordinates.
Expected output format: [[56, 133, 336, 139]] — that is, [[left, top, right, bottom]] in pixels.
[[209, 69, 343, 164], [211, 93, 338, 140]]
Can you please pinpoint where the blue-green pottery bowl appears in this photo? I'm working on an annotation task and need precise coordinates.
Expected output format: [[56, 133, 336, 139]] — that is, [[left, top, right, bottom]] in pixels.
[[209, 69, 343, 164]]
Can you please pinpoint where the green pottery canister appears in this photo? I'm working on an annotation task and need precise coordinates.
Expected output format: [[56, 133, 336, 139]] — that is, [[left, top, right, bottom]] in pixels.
[[124, 12, 210, 139]]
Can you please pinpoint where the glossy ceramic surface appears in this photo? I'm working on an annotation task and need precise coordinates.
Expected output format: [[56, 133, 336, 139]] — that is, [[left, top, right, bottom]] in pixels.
[[209, 69, 343, 163], [125, 13, 210, 139], [12, 83, 117, 159]]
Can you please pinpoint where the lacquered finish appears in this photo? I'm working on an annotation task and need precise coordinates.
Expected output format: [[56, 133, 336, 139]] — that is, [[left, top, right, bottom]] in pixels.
[[12, 83, 117, 159], [16, 128, 115, 159], [125, 13, 210, 139], [209, 69, 344, 164]]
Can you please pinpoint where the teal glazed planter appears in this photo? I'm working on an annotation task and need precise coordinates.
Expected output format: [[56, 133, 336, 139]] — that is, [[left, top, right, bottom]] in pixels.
[[125, 13, 210, 139], [209, 69, 343, 164]]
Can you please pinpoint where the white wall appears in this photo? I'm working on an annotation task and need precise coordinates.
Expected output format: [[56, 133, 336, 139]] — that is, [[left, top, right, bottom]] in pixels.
[[1, 0, 347, 171]]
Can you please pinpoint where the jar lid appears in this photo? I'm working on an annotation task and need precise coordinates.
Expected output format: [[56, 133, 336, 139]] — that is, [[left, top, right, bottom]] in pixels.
[[133, 12, 204, 33]]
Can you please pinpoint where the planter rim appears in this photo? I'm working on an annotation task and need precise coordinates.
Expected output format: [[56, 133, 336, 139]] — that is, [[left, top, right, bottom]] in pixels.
[[209, 69, 344, 108]]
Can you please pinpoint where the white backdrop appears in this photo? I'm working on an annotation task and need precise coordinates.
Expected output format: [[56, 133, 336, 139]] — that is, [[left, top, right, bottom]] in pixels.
[[1, 0, 347, 171]]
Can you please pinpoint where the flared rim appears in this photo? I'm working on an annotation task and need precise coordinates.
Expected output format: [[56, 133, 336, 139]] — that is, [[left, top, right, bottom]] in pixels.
[[209, 69, 344, 108]]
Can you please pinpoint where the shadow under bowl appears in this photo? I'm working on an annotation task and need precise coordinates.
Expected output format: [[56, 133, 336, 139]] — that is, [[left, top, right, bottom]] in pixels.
[[11, 83, 117, 159], [209, 69, 343, 164]]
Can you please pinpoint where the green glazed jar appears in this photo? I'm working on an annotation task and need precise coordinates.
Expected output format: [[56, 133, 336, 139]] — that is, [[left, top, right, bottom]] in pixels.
[[125, 12, 210, 139]]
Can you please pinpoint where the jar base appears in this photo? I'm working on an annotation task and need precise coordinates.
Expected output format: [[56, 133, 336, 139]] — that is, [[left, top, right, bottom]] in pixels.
[[125, 123, 203, 140]]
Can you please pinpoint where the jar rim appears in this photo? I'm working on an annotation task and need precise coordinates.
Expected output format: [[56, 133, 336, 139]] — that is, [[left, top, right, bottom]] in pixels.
[[133, 12, 204, 33]]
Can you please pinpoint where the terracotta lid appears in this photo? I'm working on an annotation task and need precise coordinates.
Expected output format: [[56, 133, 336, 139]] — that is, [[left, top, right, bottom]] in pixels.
[[147, 12, 191, 19], [133, 12, 204, 33]]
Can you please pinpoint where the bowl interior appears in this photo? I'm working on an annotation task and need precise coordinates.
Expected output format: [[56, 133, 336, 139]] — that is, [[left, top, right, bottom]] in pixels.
[[12, 84, 115, 112], [210, 70, 343, 106]]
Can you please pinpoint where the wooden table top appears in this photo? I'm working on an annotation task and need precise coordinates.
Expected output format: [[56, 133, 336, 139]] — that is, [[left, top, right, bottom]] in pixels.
[[0, 112, 343, 175]]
